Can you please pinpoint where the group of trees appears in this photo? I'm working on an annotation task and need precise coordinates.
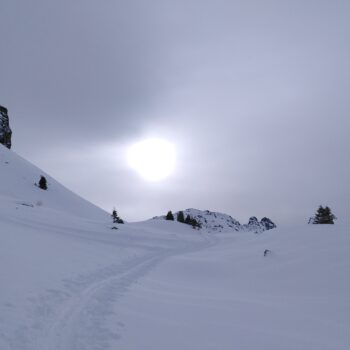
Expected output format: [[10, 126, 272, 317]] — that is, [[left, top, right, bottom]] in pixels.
[[311, 205, 336, 224], [110, 205, 337, 228], [166, 210, 201, 229], [35, 176, 127, 227], [34, 175, 337, 228]]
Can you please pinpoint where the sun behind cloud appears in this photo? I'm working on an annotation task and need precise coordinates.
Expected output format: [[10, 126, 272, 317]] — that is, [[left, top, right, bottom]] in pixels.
[[127, 138, 176, 181]]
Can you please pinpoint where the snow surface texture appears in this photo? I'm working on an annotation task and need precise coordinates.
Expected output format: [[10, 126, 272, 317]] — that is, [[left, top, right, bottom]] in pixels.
[[1, 144, 350, 350], [154, 208, 276, 233]]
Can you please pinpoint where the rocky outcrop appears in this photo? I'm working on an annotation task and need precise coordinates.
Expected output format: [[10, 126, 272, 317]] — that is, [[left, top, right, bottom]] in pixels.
[[0, 105, 12, 149], [260, 217, 277, 230], [243, 216, 261, 232], [176, 209, 242, 232], [153, 208, 276, 233], [242, 216, 276, 233]]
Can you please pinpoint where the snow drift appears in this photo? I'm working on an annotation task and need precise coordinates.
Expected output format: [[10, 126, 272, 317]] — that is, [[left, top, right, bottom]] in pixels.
[[1, 144, 349, 350]]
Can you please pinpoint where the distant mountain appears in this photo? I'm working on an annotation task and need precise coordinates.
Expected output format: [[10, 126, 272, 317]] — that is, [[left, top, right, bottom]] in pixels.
[[153, 208, 276, 233]]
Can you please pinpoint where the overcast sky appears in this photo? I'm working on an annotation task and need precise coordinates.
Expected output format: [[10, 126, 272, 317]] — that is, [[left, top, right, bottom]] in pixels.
[[1, 0, 349, 224]]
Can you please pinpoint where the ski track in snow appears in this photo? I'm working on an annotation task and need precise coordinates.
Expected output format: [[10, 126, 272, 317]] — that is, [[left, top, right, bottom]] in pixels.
[[10, 229, 216, 350], [3, 146, 350, 350]]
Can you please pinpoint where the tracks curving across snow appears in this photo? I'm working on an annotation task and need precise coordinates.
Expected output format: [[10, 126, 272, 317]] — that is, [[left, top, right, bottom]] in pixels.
[[16, 228, 217, 350], [37, 254, 166, 350]]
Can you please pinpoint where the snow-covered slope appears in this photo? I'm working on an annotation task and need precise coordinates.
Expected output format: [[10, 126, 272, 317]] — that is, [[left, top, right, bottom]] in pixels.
[[1, 144, 350, 350], [0, 145, 211, 350], [116, 223, 350, 350], [0, 144, 108, 220], [154, 208, 276, 233]]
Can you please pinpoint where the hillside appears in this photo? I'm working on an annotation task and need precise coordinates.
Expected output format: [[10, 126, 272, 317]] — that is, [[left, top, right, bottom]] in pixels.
[[154, 208, 276, 233], [0, 145, 108, 220], [1, 144, 349, 350]]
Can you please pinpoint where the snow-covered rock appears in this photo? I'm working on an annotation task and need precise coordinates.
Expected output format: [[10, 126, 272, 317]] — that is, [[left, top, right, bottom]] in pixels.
[[241, 216, 277, 233], [182, 208, 241, 231], [0, 105, 12, 149], [260, 216, 277, 230], [154, 208, 276, 233], [241, 216, 262, 232]]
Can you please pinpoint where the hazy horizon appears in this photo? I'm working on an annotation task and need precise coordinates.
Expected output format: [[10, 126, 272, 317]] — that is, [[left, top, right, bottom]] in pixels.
[[1, 0, 349, 223]]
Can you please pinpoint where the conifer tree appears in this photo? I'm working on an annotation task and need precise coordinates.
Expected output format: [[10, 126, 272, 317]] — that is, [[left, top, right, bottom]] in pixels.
[[38, 176, 47, 190], [185, 214, 191, 225], [111, 209, 124, 224], [177, 211, 185, 223], [313, 205, 336, 224], [165, 211, 174, 221]]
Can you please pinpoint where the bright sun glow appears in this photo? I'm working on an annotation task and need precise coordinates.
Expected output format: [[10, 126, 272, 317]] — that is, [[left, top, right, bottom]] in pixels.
[[127, 138, 176, 181]]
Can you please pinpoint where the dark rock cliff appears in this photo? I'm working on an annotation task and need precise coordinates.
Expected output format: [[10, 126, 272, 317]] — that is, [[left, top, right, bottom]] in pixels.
[[0, 105, 12, 149]]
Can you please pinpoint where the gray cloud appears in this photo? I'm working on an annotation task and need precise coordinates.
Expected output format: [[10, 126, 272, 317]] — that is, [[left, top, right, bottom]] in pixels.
[[1, 0, 349, 223]]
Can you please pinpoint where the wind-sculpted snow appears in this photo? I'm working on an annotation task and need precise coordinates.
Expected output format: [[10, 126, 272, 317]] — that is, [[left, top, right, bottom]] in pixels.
[[1, 145, 350, 350], [115, 224, 350, 350], [0, 204, 215, 350], [0, 145, 215, 349]]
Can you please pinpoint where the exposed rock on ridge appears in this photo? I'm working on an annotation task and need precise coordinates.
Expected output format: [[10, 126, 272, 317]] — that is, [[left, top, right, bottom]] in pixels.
[[0, 105, 12, 149], [154, 208, 276, 233], [242, 216, 276, 233]]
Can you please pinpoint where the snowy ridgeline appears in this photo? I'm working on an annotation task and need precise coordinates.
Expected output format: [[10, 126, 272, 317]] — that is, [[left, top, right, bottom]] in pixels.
[[1, 144, 350, 350], [153, 208, 276, 233], [0, 144, 109, 220]]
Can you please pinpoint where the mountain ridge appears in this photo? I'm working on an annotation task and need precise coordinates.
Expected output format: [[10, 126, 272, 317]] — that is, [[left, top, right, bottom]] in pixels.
[[153, 208, 276, 233]]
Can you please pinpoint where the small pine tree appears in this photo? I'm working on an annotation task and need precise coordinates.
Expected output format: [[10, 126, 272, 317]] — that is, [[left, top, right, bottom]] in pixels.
[[185, 214, 191, 225], [313, 205, 336, 224], [166, 211, 174, 221], [177, 211, 185, 223], [111, 209, 124, 224], [38, 176, 47, 190], [112, 209, 117, 223]]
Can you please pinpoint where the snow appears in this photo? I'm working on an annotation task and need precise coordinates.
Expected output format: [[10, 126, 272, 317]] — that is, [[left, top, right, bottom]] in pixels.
[[154, 208, 276, 233], [116, 225, 350, 349], [1, 144, 350, 349]]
